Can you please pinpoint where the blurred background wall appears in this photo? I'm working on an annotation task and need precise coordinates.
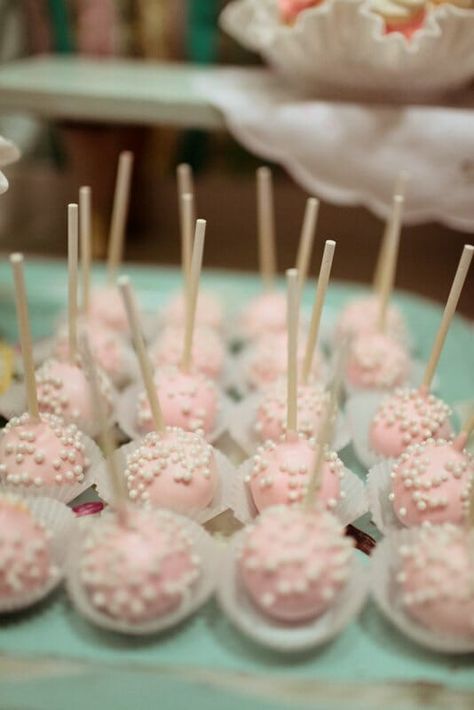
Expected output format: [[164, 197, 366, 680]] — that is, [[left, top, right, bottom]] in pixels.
[[0, 0, 472, 317]]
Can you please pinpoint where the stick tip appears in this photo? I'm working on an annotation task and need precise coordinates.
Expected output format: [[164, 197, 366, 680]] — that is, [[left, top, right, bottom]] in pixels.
[[325, 239, 336, 248], [79, 185, 91, 195], [257, 165, 270, 178], [464, 244, 474, 254], [286, 267, 298, 278], [9, 252, 23, 265], [117, 275, 130, 288], [308, 196, 319, 207]]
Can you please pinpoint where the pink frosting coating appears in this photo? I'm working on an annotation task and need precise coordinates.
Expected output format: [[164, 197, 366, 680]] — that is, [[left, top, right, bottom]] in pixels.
[[149, 326, 225, 380], [88, 286, 129, 333], [279, 0, 323, 24], [53, 321, 126, 382], [36, 358, 114, 428], [247, 436, 343, 513], [369, 388, 452, 459], [398, 525, 474, 638], [335, 296, 407, 344], [239, 506, 354, 622], [346, 332, 410, 390], [0, 493, 56, 600], [256, 382, 331, 442], [389, 438, 473, 526], [246, 332, 325, 390], [239, 291, 288, 340], [80, 507, 201, 623], [0, 412, 89, 489], [124, 428, 218, 512], [162, 291, 223, 331], [136, 367, 218, 438]]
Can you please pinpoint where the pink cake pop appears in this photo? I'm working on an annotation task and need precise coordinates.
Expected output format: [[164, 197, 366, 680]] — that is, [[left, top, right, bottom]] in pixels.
[[53, 320, 131, 387], [238, 505, 353, 622], [78, 506, 201, 624], [245, 331, 325, 391], [397, 524, 474, 638], [389, 433, 473, 527], [246, 435, 344, 513], [239, 291, 288, 341], [370, 387, 452, 459], [0, 493, 58, 602], [0, 412, 90, 490], [35, 358, 114, 432], [335, 296, 407, 344], [256, 382, 331, 442], [88, 286, 129, 334], [123, 427, 218, 512], [135, 366, 219, 438], [161, 291, 223, 332], [345, 332, 410, 390], [149, 325, 225, 380]]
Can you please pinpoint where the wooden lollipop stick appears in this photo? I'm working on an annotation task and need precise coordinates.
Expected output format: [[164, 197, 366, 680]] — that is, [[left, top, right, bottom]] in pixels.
[[304, 348, 345, 510], [177, 163, 194, 201], [79, 186, 92, 314], [257, 167, 277, 290], [373, 172, 408, 293], [302, 240, 336, 384], [296, 197, 319, 294], [377, 195, 404, 331], [180, 192, 194, 288], [9, 253, 39, 419], [422, 244, 473, 390], [118, 276, 165, 433], [68, 203, 79, 362], [81, 337, 128, 524], [286, 268, 299, 435], [453, 410, 474, 452], [181, 219, 206, 372], [107, 151, 134, 285]]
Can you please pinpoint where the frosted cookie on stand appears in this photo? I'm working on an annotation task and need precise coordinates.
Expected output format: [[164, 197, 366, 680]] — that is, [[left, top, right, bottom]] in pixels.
[[369, 243, 472, 460], [370, 0, 428, 38]]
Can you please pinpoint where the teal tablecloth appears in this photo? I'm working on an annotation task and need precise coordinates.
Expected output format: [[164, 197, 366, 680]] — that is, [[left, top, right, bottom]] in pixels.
[[0, 259, 473, 710]]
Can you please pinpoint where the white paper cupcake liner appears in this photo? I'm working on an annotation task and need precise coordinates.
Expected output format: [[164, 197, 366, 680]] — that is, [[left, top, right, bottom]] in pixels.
[[117, 383, 231, 445], [0, 427, 103, 504], [217, 531, 368, 652], [0, 495, 77, 613], [229, 393, 351, 458], [371, 530, 474, 654], [0, 379, 118, 440], [94, 437, 236, 524], [366, 458, 404, 535], [66, 511, 219, 635], [231, 458, 367, 526], [345, 391, 386, 470]]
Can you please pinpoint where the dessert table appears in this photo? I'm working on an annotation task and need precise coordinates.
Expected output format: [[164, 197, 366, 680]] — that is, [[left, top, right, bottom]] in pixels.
[[0, 258, 473, 709]]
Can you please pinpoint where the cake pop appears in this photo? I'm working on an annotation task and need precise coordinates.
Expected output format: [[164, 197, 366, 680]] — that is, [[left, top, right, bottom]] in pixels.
[[389, 422, 474, 526], [345, 331, 410, 390], [71, 341, 207, 631], [86, 152, 134, 334], [238, 505, 353, 622], [335, 295, 407, 344], [162, 291, 224, 332], [370, 243, 473, 459], [246, 269, 344, 514], [118, 274, 223, 516], [123, 427, 218, 512], [239, 174, 318, 342], [0, 493, 58, 603], [256, 381, 331, 442], [397, 524, 474, 638], [149, 325, 225, 381]]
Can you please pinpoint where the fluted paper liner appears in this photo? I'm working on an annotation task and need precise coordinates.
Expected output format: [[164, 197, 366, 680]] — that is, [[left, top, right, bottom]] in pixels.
[[367, 458, 404, 535], [229, 393, 351, 458], [94, 436, 236, 524], [217, 530, 368, 652], [66, 511, 219, 635], [371, 530, 474, 654], [0, 496, 77, 613], [231, 458, 367, 526], [346, 391, 386, 470]]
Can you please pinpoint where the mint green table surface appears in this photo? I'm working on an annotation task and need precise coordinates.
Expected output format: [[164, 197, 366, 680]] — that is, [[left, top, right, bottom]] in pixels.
[[0, 259, 473, 710]]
